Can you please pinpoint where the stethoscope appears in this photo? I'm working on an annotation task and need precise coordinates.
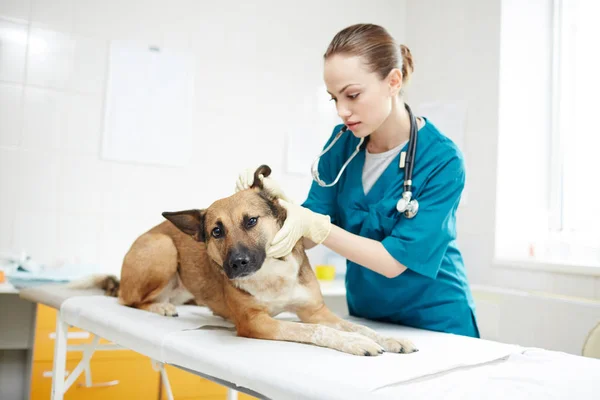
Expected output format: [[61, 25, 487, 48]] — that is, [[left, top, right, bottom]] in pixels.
[[311, 103, 419, 218]]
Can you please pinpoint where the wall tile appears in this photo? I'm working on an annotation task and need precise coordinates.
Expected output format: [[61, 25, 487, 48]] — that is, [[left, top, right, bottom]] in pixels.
[[56, 212, 104, 266], [0, 147, 20, 201], [0, 83, 23, 147], [68, 34, 107, 94], [12, 209, 59, 264], [101, 215, 153, 277], [57, 154, 109, 215], [30, 0, 73, 32], [26, 27, 74, 89], [21, 86, 67, 150], [0, 0, 31, 23], [0, 199, 15, 252], [0, 148, 19, 252], [13, 149, 60, 211], [62, 92, 102, 154], [0, 19, 28, 83]]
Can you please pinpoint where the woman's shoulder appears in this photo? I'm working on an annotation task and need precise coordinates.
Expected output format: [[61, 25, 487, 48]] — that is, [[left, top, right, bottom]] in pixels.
[[417, 119, 465, 181], [420, 118, 465, 168]]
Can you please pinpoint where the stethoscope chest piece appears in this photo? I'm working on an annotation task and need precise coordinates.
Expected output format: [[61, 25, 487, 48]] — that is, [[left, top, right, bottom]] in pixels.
[[396, 191, 419, 219]]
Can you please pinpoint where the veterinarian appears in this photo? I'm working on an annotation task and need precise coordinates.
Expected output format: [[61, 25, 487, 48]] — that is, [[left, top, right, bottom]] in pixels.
[[237, 23, 479, 338]]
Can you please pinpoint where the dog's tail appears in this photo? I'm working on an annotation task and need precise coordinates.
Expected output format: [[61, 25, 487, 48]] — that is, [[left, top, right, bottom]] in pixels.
[[66, 274, 120, 297]]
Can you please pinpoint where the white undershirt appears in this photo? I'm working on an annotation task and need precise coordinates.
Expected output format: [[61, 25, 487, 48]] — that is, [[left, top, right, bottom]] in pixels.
[[362, 140, 407, 195], [361, 117, 424, 195]]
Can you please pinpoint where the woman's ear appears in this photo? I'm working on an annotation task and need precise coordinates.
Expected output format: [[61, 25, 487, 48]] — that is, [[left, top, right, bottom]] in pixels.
[[387, 68, 403, 96]]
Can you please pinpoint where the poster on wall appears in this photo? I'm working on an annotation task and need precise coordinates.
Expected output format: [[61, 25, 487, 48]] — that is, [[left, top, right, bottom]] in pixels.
[[102, 40, 195, 167]]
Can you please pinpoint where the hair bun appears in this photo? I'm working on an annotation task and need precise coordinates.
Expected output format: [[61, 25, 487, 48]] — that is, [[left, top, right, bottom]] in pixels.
[[400, 44, 414, 83]]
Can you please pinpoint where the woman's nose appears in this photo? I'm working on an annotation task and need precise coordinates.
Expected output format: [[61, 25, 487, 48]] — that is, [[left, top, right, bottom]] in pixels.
[[337, 104, 351, 118]]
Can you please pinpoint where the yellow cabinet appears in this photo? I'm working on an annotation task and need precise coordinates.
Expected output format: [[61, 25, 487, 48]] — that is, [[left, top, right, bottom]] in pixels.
[[31, 358, 159, 400]]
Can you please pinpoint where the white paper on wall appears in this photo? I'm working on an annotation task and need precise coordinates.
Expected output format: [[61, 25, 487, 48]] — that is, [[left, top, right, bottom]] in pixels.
[[102, 40, 195, 167]]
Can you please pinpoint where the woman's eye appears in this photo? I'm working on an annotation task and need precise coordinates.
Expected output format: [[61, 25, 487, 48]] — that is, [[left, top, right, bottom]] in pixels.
[[348, 93, 360, 99], [247, 217, 258, 228], [211, 227, 223, 238]]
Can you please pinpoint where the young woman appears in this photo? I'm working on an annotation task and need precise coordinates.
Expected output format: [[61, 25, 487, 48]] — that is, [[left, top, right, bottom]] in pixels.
[[237, 23, 479, 338]]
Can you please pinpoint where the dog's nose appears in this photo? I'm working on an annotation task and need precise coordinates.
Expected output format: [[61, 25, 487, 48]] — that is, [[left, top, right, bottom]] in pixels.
[[230, 255, 250, 270]]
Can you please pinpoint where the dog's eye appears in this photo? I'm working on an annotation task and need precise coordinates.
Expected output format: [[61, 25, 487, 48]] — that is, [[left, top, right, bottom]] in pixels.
[[211, 227, 223, 238], [246, 217, 258, 228]]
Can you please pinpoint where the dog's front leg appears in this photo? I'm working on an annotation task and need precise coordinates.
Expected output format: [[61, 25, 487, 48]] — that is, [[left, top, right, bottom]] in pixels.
[[297, 305, 418, 354], [236, 312, 384, 356]]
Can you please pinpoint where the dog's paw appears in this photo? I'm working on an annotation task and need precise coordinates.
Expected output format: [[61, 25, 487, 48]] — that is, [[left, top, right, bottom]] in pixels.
[[338, 332, 385, 356], [148, 302, 179, 317], [378, 337, 418, 354]]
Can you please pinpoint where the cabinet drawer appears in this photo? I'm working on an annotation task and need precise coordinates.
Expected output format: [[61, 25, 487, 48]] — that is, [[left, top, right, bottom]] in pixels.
[[30, 358, 159, 400]]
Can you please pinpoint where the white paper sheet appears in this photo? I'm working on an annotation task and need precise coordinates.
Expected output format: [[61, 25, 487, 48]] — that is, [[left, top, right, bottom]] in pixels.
[[375, 348, 600, 399], [102, 40, 195, 167]]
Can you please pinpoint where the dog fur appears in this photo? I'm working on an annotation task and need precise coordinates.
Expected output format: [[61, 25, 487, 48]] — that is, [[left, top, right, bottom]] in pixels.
[[71, 165, 417, 356]]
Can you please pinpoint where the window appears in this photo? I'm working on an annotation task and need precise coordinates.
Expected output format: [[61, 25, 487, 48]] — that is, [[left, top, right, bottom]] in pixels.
[[495, 0, 600, 271]]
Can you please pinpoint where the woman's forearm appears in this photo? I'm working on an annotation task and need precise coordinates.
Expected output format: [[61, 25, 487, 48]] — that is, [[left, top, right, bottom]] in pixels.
[[321, 225, 407, 278]]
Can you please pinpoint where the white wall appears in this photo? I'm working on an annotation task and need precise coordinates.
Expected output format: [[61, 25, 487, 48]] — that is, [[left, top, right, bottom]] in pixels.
[[0, 0, 406, 276], [2, 0, 598, 355], [404, 0, 600, 300], [404, 0, 599, 354]]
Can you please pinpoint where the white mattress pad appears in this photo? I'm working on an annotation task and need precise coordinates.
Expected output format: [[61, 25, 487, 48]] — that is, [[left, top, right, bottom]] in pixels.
[[59, 295, 527, 399]]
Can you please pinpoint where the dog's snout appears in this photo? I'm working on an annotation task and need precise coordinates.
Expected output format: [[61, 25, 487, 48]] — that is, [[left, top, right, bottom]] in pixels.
[[230, 255, 250, 270], [224, 246, 263, 279]]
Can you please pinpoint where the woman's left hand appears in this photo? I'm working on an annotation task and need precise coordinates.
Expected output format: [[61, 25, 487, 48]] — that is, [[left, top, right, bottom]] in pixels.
[[267, 200, 332, 258], [235, 166, 292, 202]]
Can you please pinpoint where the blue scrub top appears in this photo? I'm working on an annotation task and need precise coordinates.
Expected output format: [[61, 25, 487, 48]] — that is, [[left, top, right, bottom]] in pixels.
[[302, 120, 480, 338]]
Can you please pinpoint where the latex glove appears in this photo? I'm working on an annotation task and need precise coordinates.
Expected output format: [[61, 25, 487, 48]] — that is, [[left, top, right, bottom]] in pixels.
[[267, 199, 332, 259], [235, 167, 291, 202]]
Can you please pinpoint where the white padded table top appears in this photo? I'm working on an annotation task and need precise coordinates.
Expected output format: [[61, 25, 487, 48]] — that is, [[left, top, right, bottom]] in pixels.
[[19, 283, 104, 309], [59, 295, 529, 400]]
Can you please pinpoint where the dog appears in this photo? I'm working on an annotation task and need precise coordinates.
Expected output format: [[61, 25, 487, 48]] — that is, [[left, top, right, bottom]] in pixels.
[[72, 165, 417, 356]]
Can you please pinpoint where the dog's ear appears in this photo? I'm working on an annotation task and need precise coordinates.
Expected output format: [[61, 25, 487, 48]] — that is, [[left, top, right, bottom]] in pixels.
[[250, 164, 272, 190], [257, 191, 287, 227], [162, 209, 206, 242]]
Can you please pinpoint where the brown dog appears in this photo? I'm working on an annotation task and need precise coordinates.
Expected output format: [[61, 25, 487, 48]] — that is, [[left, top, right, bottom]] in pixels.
[[74, 166, 417, 356]]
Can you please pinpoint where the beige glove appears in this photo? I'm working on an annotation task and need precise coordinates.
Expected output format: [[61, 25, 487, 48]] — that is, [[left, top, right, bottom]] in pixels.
[[266, 199, 332, 259], [235, 167, 291, 202]]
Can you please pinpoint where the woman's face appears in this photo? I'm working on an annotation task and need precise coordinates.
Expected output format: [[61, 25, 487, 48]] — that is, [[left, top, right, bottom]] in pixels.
[[324, 54, 400, 137]]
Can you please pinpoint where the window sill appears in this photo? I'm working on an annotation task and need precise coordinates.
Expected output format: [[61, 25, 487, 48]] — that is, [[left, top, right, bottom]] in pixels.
[[493, 257, 600, 277]]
